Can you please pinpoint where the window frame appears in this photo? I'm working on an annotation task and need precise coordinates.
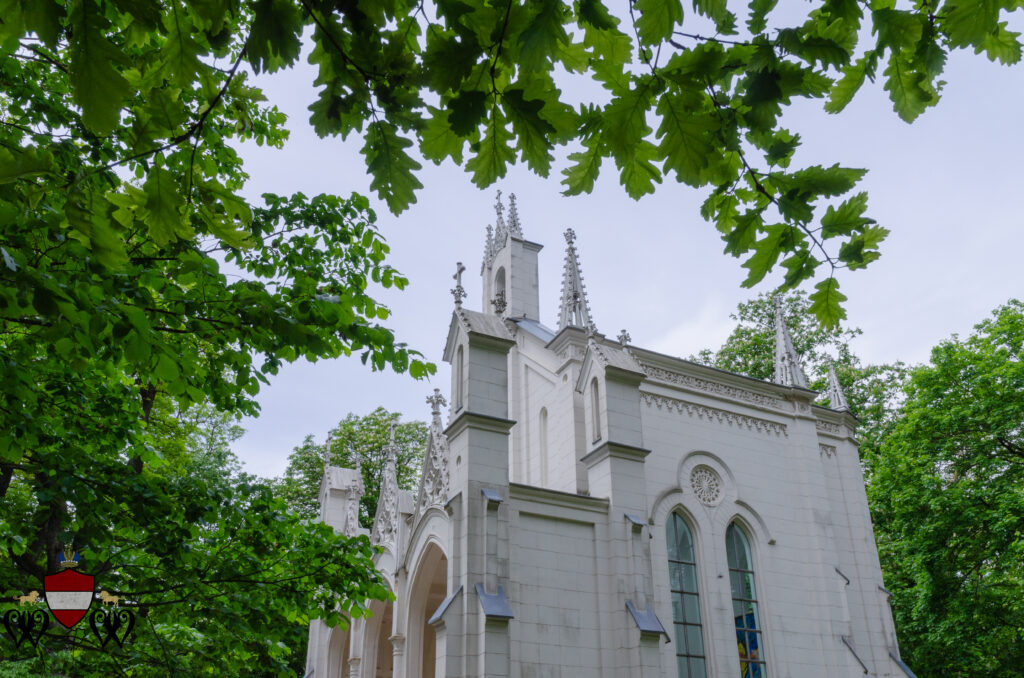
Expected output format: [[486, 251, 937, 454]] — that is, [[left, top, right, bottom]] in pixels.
[[726, 521, 767, 678], [666, 510, 708, 678]]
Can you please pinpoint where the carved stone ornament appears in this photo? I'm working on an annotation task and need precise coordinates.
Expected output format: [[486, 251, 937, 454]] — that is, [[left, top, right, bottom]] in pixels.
[[819, 443, 837, 458], [417, 389, 450, 513], [371, 424, 400, 548], [641, 392, 788, 437], [641, 365, 786, 411], [816, 420, 843, 436], [690, 466, 723, 506]]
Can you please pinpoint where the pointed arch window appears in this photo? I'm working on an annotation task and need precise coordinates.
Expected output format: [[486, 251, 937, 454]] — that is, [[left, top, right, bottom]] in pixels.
[[590, 377, 601, 442], [667, 511, 706, 678], [727, 522, 766, 678]]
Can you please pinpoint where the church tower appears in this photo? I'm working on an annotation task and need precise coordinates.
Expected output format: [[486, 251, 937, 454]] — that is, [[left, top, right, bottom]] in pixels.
[[480, 192, 542, 320]]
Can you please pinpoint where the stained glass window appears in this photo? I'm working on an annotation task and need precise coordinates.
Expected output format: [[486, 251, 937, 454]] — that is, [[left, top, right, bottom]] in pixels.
[[727, 522, 766, 678]]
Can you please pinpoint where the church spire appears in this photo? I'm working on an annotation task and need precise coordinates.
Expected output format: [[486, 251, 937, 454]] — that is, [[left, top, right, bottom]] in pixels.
[[557, 228, 596, 333], [773, 297, 808, 388], [825, 358, 849, 411], [507, 193, 523, 237]]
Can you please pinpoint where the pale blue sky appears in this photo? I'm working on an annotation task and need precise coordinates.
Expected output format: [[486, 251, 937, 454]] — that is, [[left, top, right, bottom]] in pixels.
[[234, 30, 1024, 478]]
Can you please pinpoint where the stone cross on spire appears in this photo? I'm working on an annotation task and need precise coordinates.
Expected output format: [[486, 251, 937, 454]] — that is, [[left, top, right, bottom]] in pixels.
[[451, 261, 467, 307], [558, 228, 597, 333], [773, 297, 809, 388], [825, 358, 849, 411], [507, 193, 523, 237], [426, 388, 447, 427]]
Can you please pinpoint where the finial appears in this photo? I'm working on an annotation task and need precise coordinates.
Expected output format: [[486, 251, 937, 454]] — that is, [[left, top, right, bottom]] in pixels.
[[482, 224, 495, 272], [773, 296, 809, 388], [389, 421, 397, 446], [324, 433, 333, 468], [557, 228, 597, 333], [427, 388, 448, 427], [617, 329, 631, 346], [427, 388, 447, 417], [493, 190, 508, 248], [825, 358, 850, 411], [507, 193, 522, 237], [451, 261, 467, 307]]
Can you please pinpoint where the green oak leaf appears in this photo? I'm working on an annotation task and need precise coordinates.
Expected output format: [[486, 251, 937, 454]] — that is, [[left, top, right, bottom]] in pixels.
[[142, 167, 190, 245], [808, 277, 848, 327], [361, 122, 424, 214], [68, 0, 132, 135]]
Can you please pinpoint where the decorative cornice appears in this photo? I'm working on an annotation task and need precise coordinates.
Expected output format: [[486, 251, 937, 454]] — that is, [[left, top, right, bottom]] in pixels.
[[581, 440, 652, 468], [641, 364, 786, 411], [815, 419, 843, 436], [641, 392, 788, 437]]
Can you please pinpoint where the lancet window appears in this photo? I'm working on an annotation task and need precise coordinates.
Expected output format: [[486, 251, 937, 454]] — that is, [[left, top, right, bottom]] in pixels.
[[727, 522, 766, 678], [666, 511, 707, 678]]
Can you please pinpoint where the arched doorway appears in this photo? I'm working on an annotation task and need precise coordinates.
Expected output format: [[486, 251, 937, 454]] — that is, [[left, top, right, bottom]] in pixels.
[[406, 543, 448, 678], [364, 596, 394, 678], [327, 624, 350, 678]]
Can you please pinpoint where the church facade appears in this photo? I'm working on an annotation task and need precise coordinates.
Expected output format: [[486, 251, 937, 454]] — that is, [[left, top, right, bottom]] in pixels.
[[306, 194, 914, 678]]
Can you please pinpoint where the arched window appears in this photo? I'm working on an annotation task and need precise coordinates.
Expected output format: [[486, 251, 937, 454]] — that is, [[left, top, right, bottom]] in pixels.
[[494, 266, 506, 297], [455, 345, 464, 411], [539, 407, 549, 486], [727, 522, 766, 678], [667, 511, 706, 678], [590, 377, 601, 442]]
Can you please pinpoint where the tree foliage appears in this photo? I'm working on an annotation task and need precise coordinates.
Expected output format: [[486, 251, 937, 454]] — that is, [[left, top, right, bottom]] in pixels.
[[277, 408, 428, 526], [869, 300, 1024, 678], [3, 1, 1021, 328], [0, 403, 390, 676]]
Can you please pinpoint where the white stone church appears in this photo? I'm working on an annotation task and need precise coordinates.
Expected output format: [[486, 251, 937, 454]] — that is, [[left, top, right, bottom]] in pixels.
[[306, 194, 915, 678]]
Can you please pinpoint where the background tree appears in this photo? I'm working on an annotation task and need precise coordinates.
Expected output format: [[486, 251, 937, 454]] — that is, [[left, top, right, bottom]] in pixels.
[[277, 408, 429, 526], [868, 300, 1024, 678], [694, 291, 909, 454], [1, 402, 389, 676]]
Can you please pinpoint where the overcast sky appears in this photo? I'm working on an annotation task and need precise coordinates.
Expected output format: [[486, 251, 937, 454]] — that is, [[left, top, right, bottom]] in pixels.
[[233, 29, 1024, 479]]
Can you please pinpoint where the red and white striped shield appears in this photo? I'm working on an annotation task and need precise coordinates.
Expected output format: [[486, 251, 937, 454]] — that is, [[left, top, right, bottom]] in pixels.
[[44, 569, 95, 628]]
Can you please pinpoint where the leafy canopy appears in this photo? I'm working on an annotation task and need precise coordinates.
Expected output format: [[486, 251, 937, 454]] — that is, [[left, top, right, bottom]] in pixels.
[[277, 408, 429, 525], [869, 300, 1024, 678], [3, 1, 1021, 327]]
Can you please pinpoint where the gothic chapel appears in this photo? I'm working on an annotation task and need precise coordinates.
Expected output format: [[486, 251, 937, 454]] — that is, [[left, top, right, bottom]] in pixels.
[[306, 194, 914, 678]]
